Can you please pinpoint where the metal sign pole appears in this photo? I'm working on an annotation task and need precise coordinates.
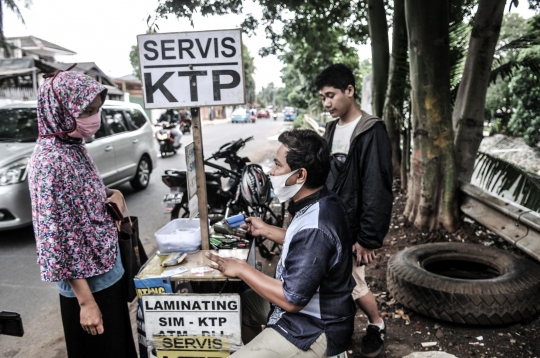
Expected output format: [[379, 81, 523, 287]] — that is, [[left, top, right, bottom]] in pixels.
[[190, 107, 210, 250]]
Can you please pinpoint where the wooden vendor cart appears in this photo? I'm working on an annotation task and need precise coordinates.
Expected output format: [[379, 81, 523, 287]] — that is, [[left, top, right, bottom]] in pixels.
[[134, 242, 257, 358], [136, 26, 250, 358]]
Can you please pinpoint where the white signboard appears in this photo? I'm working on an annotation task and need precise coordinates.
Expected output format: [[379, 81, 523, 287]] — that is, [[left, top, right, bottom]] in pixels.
[[188, 195, 199, 222], [142, 294, 242, 357], [185, 142, 197, 200], [185, 142, 199, 221], [137, 29, 245, 109]]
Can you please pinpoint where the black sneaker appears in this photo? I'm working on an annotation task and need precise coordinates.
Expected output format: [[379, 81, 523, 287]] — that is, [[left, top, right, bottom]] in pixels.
[[361, 324, 386, 357]]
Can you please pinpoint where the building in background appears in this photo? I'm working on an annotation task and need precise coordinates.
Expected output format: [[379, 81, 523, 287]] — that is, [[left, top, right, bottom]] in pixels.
[[114, 74, 157, 122], [0, 36, 122, 104]]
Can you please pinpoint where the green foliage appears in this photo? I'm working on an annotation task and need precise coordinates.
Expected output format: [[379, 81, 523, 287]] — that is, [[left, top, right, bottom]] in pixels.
[[257, 82, 287, 108], [153, 0, 245, 27], [152, 0, 369, 111], [448, 0, 475, 91], [507, 66, 540, 135], [476, 151, 540, 211], [129, 27, 157, 80], [251, 1, 371, 55], [129, 45, 140, 79], [256, 82, 272, 107], [279, 64, 308, 109], [485, 13, 540, 142], [292, 112, 303, 129], [243, 44, 256, 104], [524, 117, 540, 146]]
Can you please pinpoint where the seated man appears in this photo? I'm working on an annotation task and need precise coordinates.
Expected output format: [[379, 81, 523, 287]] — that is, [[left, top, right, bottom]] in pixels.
[[206, 129, 356, 358]]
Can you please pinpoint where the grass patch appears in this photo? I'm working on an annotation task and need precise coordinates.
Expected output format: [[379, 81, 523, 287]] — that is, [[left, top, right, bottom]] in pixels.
[[293, 113, 304, 129]]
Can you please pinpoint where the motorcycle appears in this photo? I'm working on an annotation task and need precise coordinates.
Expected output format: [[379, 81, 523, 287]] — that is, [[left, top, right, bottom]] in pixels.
[[272, 112, 277, 121], [162, 137, 254, 222], [180, 118, 192, 134], [161, 136, 285, 258], [155, 122, 180, 158]]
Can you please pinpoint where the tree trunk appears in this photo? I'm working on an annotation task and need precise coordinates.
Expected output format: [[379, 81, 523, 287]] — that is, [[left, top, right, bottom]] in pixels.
[[367, 0, 389, 117], [382, 0, 407, 176], [403, 0, 459, 232], [453, 0, 506, 182], [401, 107, 411, 191]]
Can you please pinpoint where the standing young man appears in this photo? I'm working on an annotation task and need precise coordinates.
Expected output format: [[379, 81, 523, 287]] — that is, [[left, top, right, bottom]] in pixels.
[[315, 64, 394, 358], [206, 129, 356, 357]]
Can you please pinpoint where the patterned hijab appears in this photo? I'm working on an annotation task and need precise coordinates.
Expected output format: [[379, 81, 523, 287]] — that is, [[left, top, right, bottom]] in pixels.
[[37, 70, 107, 139], [29, 71, 117, 282]]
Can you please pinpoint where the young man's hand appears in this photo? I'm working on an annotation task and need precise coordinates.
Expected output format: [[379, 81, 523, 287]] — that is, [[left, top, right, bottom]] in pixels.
[[205, 252, 248, 278], [353, 242, 376, 266], [241, 217, 267, 237]]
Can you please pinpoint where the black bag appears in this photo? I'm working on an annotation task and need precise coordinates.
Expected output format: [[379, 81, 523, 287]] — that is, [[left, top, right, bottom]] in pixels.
[[118, 216, 148, 302]]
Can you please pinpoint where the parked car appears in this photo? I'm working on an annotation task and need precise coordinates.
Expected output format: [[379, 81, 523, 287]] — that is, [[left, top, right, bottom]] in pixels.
[[0, 100, 158, 231], [257, 109, 269, 118], [284, 106, 297, 122], [231, 108, 251, 123]]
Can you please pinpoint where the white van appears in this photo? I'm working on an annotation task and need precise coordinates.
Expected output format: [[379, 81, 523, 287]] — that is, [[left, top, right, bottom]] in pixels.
[[0, 100, 158, 230]]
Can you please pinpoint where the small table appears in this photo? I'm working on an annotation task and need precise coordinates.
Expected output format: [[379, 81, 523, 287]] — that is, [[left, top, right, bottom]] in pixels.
[[138, 248, 251, 281], [135, 241, 257, 358]]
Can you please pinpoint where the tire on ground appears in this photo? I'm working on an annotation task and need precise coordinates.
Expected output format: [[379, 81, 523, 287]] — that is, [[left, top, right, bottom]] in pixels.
[[386, 242, 540, 325]]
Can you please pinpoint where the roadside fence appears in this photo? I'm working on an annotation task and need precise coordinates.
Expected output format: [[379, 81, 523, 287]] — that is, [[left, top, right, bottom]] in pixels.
[[460, 181, 540, 262]]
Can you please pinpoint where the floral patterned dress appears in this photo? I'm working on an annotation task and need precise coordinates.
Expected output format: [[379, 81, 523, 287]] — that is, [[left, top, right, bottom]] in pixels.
[[28, 71, 117, 282]]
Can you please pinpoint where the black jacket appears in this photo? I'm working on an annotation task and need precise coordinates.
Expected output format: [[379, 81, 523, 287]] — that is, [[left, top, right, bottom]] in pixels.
[[324, 111, 393, 250]]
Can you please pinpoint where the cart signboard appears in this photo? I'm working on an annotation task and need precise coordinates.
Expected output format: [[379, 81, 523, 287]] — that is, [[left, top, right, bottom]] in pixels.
[[134, 277, 174, 358], [142, 294, 242, 357], [137, 29, 245, 109]]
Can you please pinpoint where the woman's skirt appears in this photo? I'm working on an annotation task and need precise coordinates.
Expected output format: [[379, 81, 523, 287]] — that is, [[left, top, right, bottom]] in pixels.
[[59, 278, 138, 358]]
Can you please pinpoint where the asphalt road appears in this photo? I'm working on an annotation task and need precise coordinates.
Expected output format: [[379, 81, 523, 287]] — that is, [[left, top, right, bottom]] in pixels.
[[0, 115, 288, 357]]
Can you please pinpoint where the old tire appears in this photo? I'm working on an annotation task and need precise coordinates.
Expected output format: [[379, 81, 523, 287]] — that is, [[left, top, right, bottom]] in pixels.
[[387, 242, 540, 325]]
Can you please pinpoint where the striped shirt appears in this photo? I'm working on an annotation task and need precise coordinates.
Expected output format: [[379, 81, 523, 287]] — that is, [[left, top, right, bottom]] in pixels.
[[267, 186, 356, 356]]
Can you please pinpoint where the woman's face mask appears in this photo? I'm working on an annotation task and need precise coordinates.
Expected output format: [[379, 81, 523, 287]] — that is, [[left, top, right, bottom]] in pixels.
[[68, 111, 101, 139], [269, 169, 304, 203]]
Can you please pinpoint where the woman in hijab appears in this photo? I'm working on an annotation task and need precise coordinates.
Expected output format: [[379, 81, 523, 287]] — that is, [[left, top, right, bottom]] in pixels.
[[28, 68, 138, 358]]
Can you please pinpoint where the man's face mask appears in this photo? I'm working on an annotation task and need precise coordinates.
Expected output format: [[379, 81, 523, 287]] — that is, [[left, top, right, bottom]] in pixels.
[[269, 169, 304, 203]]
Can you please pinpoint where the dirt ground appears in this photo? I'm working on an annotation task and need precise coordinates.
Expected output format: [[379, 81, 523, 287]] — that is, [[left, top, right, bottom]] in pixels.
[[343, 181, 540, 358]]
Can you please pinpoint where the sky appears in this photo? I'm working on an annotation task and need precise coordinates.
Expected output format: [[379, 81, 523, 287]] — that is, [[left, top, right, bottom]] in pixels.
[[3, 0, 536, 93], [3, 0, 284, 91]]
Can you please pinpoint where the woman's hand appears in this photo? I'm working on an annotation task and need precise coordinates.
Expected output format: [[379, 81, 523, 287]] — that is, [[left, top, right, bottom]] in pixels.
[[241, 217, 267, 237], [105, 189, 125, 214], [68, 278, 104, 335], [80, 301, 104, 335]]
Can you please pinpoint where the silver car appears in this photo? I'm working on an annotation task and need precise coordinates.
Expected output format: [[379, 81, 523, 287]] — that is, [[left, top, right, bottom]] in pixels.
[[0, 100, 158, 230]]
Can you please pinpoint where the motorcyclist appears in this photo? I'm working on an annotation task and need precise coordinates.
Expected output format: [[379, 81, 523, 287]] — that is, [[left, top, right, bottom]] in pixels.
[[159, 109, 182, 149], [178, 108, 192, 132]]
